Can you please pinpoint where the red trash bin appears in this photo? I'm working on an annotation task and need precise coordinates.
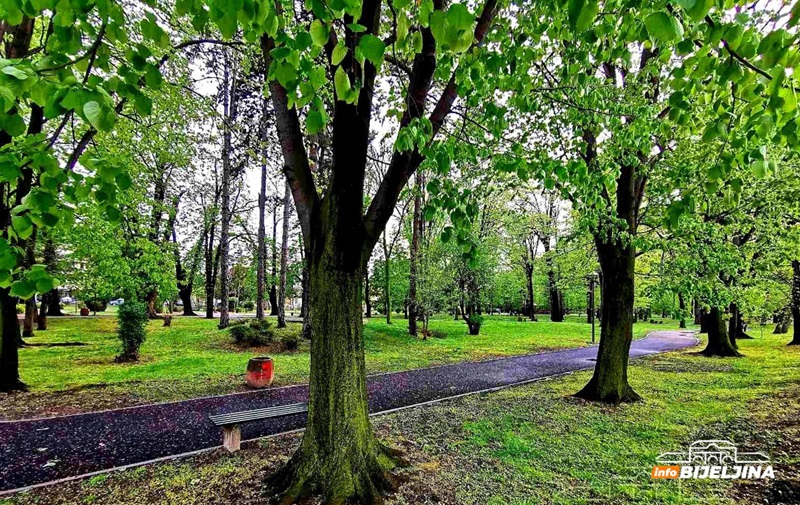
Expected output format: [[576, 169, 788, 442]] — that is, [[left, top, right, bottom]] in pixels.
[[246, 356, 274, 388]]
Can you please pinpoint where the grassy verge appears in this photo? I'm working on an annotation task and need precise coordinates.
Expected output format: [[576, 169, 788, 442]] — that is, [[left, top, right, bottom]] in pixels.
[[1, 315, 678, 419], [3, 334, 797, 505]]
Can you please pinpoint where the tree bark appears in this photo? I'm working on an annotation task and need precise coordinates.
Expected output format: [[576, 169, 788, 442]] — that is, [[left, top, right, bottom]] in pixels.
[[0, 287, 24, 392], [277, 181, 291, 328], [407, 171, 422, 336], [382, 233, 391, 325], [728, 302, 752, 347], [702, 306, 741, 357], [542, 240, 563, 322], [790, 260, 800, 345], [267, 249, 398, 503], [204, 223, 216, 319], [364, 268, 372, 318], [678, 292, 687, 329], [256, 100, 268, 321], [575, 237, 640, 403], [218, 50, 235, 329], [270, 208, 279, 316]]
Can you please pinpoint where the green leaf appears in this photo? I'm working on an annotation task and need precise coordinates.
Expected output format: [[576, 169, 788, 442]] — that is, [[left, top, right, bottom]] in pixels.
[[1, 65, 27, 80], [331, 42, 347, 65], [310, 20, 329, 46], [306, 108, 324, 134], [82, 101, 115, 132], [334, 66, 351, 101], [750, 160, 768, 178], [645, 12, 683, 42], [567, 0, 599, 32], [358, 34, 386, 66]]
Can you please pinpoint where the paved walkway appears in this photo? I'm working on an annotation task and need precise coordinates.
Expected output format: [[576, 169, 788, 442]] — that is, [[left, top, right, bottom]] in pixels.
[[0, 330, 697, 492]]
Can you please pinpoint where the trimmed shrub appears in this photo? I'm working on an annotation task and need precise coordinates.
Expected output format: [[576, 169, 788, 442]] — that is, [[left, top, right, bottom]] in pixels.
[[116, 300, 148, 362], [280, 333, 300, 350], [230, 318, 275, 347]]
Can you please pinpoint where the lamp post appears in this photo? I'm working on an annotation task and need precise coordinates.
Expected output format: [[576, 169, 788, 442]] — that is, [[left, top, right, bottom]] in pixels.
[[586, 271, 599, 343]]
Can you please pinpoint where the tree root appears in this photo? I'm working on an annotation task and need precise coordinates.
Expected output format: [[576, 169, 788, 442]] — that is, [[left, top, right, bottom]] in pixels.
[[573, 378, 642, 404], [266, 441, 404, 505], [0, 379, 28, 393]]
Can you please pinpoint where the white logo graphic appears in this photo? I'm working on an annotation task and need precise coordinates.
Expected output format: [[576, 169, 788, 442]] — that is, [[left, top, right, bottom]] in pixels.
[[652, 439, 774, 480]]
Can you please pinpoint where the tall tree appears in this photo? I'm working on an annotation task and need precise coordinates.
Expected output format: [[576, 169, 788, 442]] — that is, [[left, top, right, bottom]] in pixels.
[[276, 181, 291, 327], [251, 0, 500, 500]]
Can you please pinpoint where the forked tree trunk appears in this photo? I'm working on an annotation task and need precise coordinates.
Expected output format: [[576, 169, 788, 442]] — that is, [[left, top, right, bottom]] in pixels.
[[702, 306, 740, 357], [575, 240, 640, 403], [790, 260, 800, 345], [0, 287, 25, 391]]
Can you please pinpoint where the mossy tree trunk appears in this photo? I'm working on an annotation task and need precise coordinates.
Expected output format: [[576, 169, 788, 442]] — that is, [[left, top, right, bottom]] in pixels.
[[268, 244, 399, 503], [702, 306, 740, 356]]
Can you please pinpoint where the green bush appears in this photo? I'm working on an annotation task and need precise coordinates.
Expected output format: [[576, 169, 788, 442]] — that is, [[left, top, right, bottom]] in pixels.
[[229, 318, 275, 347], [85, 298, 107, 312], [240, 300, 255, 311], [280, 332, 300, 350], [116, 300, 148, 362]]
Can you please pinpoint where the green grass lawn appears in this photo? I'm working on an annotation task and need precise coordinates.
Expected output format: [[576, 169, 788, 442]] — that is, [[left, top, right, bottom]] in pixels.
[[1, 314, 680, 419], [4, 333, 797, 505]]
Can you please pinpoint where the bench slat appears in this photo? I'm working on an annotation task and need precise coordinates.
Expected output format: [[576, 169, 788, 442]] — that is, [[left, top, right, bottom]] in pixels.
[[209, 402, 308, 426]]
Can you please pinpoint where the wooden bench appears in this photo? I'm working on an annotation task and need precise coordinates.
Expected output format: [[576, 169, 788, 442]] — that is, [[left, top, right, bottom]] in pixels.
[[209, 402, 308, 452]]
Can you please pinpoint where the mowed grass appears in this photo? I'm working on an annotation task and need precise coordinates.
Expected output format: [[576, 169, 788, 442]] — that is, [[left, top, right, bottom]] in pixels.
[[0, 314, 679, 419], [4, 333, 797, 505], [16, 314, 676, 392]]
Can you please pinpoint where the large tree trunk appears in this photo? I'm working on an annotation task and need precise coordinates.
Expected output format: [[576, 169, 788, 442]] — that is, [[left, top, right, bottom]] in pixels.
[[678, 292, 687, 329], [702, 306, 740, 357], [268, 250, 398, 502], [277, 181, 291, 328], [0, 287, 25, 391], [407, 172, 422, 336], [790, 260, 800, 345], [575, 239, 640, 403]]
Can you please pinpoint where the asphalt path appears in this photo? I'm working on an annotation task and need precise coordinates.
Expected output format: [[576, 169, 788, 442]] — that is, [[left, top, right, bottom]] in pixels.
[[0, 330, 698, 493]]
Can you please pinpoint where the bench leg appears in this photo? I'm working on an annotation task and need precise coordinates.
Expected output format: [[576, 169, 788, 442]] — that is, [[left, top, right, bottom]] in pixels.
[[222, 425, 241, 452]]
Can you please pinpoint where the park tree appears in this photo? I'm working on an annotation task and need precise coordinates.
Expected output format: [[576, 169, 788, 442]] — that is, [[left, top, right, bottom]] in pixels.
[[179, 0, 505, 500], [493, 0, 800, 403]]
